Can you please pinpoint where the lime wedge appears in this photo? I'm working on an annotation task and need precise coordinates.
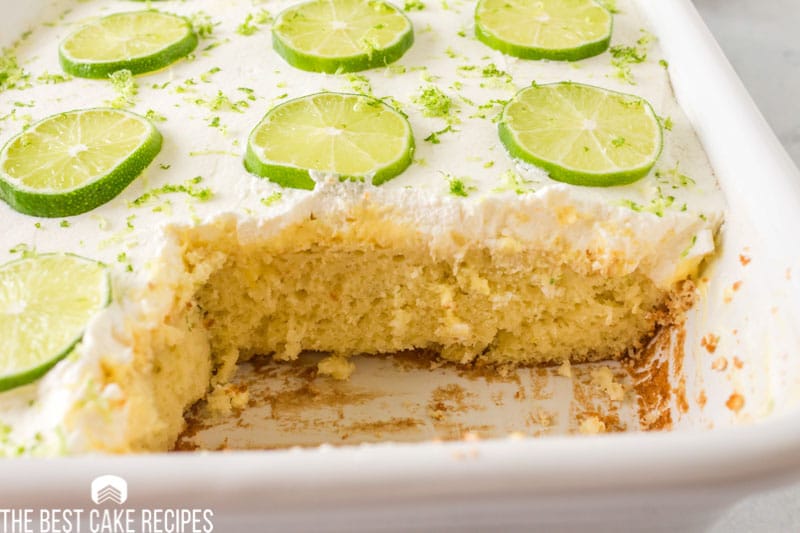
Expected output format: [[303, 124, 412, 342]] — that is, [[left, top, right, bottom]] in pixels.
[[272, 0, 414, 73], [0, 254, 110, 392], [475, 0, 612, 61], [245, 92, 414, 189], [498, 82, 662, 186], [0, 108, 162, 217], [59, 11, 198, 78]]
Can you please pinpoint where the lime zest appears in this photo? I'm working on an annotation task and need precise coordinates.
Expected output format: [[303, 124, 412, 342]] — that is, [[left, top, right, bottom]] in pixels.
[[236, 10, 274, 36], [491, 168, 536, 194], [189, 11, 218, 40], [619, 187, 674, 217], [479, 63, 514, 90], [468, 98, 507, 122], [655, 163, 695, 188], [107, 69, 138, 109], [414, 85, 455, 119], [36, 71, 71, 85], [191, 89, 251, 113], [8, 243, 34, 257], [145, 109, 167, 123], [116, 252, 134, 273], [346, 73, 374, 96], [424, 124, 457, 144], [129, 176, 213, 207], [446, 175, 475, 197], [609, 30, 653, 85], [261, 191, 283, 207], [680, 235, 698, 258], [199, 67, 221, 83], [0, 49, 31, 92]]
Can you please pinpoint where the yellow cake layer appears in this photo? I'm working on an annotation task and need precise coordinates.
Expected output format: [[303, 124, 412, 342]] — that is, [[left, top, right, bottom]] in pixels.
[[190, 219, 680, 369], [107, 210, 695, 451]]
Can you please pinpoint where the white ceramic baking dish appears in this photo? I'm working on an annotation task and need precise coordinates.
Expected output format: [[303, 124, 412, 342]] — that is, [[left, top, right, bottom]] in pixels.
[[1, 0, 799, 531]]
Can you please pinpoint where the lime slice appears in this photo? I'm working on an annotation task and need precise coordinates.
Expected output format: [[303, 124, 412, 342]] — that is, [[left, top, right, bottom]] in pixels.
[[272, 0, 414, 73], [59, 11, 198, 78], [0, 108, 162, 217], [498, 82, 662, 186], [475, 0, 612, 61], [245, 92, 414, 189], [0, 254, 110, 392]]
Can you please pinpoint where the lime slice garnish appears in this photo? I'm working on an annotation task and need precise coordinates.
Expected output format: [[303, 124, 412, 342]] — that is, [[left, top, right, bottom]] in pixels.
[[475, 0, 612, 61], [0, 254, 110, 392], [59, 11, 198, 78], [244, 92, 414, 189], [498, 82, 662, 186], [0, 108, 162, 217], [272, 0, 414, 73]]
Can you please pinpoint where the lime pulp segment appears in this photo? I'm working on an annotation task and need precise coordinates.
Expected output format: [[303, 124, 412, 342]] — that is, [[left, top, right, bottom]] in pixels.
[[498, 82, 662, 186], [475, 0, 612, 61], [273, 0, 414, 73], [245, 92, 415, 189], [0, 254, 110, 392], [0, 108, 162, 217], [59, 10, 198, 78]]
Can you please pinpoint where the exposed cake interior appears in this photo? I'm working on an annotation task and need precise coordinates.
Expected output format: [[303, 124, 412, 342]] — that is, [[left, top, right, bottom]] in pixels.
[[122, 204, 698, 451], [192, 218, 677, 368]]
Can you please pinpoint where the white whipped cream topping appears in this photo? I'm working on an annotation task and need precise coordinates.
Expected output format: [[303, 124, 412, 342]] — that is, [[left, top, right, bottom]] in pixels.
[[0, 0, 725, 453]]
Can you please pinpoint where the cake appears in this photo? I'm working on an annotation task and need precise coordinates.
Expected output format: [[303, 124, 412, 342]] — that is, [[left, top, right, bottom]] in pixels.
[[0, 0, 724, 455]]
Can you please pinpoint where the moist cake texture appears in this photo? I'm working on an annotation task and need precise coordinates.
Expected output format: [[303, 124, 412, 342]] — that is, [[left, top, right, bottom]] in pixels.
[[0, 0, 724, 454]]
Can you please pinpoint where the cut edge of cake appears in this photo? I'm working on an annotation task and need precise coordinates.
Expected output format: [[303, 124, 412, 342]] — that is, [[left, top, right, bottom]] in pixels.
[[54, 183, 720, 453]]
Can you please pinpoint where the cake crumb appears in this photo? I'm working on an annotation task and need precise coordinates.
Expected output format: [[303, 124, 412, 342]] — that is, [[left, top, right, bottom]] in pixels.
[[556, 359, 572, 378], [590, 366, 625, 401], [579, 416, 606, 435], [726, 393, 745, 413], [697, 390, 707, 408], [700, 333, 719, 353], [723, 286, 734, 303], [723, 281, 742, 302], [640, 409, 662, 427], [463, 431, 480, 442], [317, 355, 356, 380], [529, 409, 553, 428], [711, 357, 728, 371], [204, 383, 249, 416]]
